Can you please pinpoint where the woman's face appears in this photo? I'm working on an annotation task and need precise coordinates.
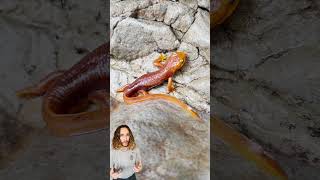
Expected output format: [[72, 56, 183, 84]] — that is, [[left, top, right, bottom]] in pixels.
[[119, 127, 130, 147]]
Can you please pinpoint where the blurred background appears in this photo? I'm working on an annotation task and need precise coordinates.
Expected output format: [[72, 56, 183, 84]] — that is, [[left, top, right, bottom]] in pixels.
[[211, 0, 320, 179], [0, 0, 108, 179]]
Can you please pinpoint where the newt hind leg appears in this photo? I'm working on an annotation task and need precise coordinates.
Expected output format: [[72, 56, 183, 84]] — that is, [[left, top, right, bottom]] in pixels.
[[116, 84, 128, 92], [167, 77, 175, 93], [137, 89, 148, 96]]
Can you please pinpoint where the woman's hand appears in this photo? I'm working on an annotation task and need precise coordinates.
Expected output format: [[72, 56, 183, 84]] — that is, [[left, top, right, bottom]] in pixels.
[[133, 161, 142, 173], [110, 168, 120, 179]]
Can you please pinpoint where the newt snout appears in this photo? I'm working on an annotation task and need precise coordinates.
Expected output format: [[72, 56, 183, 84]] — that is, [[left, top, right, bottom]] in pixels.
[[172, 51, 187, 71]]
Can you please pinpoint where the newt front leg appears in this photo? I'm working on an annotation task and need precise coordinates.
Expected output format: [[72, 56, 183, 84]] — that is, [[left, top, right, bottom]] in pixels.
[[116, 84, 128, 93], [153, 53, 166, 68]]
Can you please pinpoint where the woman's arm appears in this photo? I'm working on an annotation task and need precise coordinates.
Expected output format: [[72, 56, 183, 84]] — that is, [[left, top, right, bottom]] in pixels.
[[133, 161, 142, 173], [134, 148, 143, 172], [110, 168, 120, 179]]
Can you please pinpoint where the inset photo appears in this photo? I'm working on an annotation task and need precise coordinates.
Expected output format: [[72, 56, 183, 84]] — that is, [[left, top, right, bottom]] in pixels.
[[110, 0, 210, 179]]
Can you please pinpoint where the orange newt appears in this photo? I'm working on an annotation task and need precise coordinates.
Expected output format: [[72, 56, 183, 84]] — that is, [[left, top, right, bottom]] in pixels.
[[117, 52, 201, 121]]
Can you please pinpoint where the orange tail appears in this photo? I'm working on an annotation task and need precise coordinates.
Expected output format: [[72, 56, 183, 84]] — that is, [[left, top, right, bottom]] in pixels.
[[123, 93, 202, 121], [42, 99, 108, 137], [212, 116, 288, 180]]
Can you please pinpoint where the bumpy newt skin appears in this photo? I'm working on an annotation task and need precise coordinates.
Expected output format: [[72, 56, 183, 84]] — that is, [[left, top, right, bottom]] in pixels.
[[117, 52, 200, 121], [16, 43, 109, 137]]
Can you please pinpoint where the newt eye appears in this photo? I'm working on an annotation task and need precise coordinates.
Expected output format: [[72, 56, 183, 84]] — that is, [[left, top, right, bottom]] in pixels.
[[179, 58, 185, 65]]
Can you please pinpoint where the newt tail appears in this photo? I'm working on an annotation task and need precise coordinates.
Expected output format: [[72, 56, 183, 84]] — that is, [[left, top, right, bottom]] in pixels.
[[212, 117, 288, 180], [123, 92, 201, 121]]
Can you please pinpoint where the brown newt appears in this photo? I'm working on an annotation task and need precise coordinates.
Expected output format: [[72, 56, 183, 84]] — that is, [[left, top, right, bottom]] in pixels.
[[16, 43, 109, 137], [116, 52, 201, 121]]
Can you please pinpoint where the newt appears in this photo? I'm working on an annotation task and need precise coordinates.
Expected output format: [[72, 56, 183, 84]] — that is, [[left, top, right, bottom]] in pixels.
[[16, 43, 109, 137], [116, 52, 201, 121]]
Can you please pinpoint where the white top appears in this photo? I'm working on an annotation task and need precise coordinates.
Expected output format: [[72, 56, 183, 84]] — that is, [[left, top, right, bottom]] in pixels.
[[110, 147, 141, 179]]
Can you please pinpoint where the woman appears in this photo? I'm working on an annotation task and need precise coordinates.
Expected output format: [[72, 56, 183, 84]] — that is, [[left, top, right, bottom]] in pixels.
[[110, 125, 142, 180]]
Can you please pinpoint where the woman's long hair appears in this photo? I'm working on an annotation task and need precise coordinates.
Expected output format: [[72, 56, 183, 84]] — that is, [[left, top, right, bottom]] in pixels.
[[112, 125, 136, 150]]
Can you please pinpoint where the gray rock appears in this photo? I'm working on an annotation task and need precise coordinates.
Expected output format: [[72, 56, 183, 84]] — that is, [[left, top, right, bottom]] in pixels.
[[0, 19, 56, 112], [212, 0, 320, 71], [183, 9, 210, 50], [212, 136, 274, 180], [211, 0, 320, 178], [135, 3, 168, 22], [212, 79, 320, 164], [0, 1, 109, 179], [0, 131, 107, 180], [197, 0, 210, 10], [247, 45, 320, 104], [164, 2, 195, 32], [111, 18, 179, 60], [0, 104, 34, 169], [110, 0, 156, 17], [110, 100, 209, 180], [179, 0, 198, 10]]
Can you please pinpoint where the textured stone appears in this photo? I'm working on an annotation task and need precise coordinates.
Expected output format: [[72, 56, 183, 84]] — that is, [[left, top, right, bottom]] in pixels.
[[0, 19, 56, 112], [110, 100, 209, 179], [212, 136, 274, 180], [212, 0, 320, 71], [0, 0, 108, 179], [183, 9, 210, 50], [111, 18, 179, 60], [164, 2, 195, 32], [197, 0, 210, 10], [211, 0, 320, 179]]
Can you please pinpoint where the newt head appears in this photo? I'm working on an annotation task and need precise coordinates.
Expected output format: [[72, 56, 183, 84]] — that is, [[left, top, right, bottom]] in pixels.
[[166, 51, 187, 72]]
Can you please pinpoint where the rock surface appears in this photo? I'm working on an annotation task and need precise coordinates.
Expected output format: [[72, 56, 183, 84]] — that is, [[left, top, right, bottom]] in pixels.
[[110, 100, 209, 179], [0, 0, 108, 179], [212, 136, 274, 180], [212, 0, 320, 179]]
